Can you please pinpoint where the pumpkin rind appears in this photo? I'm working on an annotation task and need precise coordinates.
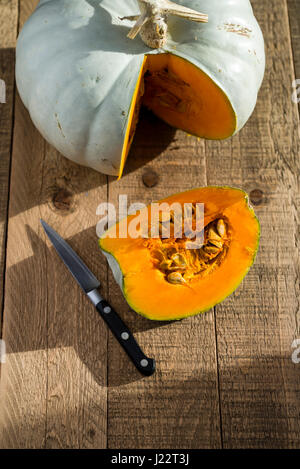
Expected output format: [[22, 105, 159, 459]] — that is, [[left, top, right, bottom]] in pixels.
[[99, 187, 260, 321], [16, 0, 265, 176]]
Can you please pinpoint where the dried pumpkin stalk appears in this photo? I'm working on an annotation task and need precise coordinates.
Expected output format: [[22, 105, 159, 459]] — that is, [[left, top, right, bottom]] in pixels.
[[123, 0, 208, 49]]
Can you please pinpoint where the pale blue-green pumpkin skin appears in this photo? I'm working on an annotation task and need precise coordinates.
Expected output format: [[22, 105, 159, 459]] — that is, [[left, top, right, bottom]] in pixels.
[[16, 0, 265, 176]]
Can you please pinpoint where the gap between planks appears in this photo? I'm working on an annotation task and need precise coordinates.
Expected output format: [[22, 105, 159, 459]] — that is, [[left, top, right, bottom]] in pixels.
[[0, 0, 19, 368]]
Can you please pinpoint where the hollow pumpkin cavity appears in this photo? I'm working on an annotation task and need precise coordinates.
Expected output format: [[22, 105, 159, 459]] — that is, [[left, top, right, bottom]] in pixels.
[[146, 216, 229, 286], [99, 187, 260, 321], [119, 54, 237, 178]]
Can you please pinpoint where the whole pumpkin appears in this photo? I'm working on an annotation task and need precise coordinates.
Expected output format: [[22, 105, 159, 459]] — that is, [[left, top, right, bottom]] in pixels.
[[16, 0, 265, 177]]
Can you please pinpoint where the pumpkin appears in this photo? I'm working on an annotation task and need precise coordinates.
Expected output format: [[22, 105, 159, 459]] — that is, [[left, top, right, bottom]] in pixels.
[[16, 0, 265, 177], [99, 187, 260, 321]]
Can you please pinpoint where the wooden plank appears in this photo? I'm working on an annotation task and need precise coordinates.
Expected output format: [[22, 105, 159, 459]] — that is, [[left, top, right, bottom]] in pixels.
[[42, 145, 108, 449], [287, 0, 300, 78], [0, 0, 108, 448], [0, 0, 18, 336], [205, 0, 300, 448], [107, 111, 222, 448]]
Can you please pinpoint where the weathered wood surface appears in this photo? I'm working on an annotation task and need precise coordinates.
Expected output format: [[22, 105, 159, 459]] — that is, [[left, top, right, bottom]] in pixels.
[[208, 0, 300, 449], [0, 0, 18, 338], [0, 0, 299, 449], [0, 0, 108, 449], [108, 120, 221, 449]]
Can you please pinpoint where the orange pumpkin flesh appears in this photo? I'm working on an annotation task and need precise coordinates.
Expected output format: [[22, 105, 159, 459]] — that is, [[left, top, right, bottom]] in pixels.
[[99, 187, 260, 321], [119, 54, 237, 178]]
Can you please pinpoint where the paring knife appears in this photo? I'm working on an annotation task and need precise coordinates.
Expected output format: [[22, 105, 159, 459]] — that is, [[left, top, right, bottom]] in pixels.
[[40, 220, 156, 377]]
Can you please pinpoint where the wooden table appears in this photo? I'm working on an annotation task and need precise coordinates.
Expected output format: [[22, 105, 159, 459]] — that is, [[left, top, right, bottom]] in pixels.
[[0, 0, 299, 449]]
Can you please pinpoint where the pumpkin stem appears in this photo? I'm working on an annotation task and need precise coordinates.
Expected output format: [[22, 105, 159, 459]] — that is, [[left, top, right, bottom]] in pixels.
[[127, 13, 150, 40], [122, 0, 208, 49]]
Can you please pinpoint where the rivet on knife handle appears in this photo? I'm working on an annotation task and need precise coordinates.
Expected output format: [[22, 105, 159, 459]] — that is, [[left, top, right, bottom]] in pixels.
[[96, 299, 156, 376]]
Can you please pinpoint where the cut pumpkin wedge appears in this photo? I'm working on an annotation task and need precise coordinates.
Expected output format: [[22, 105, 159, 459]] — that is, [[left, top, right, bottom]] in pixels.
[[99, 187, 259, 321]]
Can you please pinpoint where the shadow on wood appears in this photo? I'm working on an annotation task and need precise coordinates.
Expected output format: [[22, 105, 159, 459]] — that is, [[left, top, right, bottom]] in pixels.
[[123, 108, 177, 177], [9, 94, 176, 220], [1, 224, 176, 387], [108, 356, 300, 449], [1, 354, 299, 448]]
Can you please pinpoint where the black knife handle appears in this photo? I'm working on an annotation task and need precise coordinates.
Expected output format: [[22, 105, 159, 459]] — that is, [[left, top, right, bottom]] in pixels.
[[95, 300, 156, 377]]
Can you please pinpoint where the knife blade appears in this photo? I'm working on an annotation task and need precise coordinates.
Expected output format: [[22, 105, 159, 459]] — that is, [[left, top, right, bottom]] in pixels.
[[40, 220, 156, 377]]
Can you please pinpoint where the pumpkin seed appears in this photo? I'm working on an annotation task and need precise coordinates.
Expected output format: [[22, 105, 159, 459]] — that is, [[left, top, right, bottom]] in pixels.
[[209, 239, 223, 249], [203, 245, 220, 255], [160, 260, 172, 271], [198, 250, 211, 261], [208, 227, 221, 242], [166, 247, 177, 257], [171, 253, 187, 268], [167, 272, 186, 285], [169, 265, 186, 272], [152, 249, 165, 262], [149, 207, 229, 285], [217, 219, 226, 237]]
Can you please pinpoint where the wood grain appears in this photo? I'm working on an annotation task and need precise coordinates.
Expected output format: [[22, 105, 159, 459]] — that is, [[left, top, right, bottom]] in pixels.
[[0, 0, 108, 449], [106, 0, 300, 449], [107, 114, 222, 449], [205, 0, 300, 449], [0, 0, 18, 337]]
